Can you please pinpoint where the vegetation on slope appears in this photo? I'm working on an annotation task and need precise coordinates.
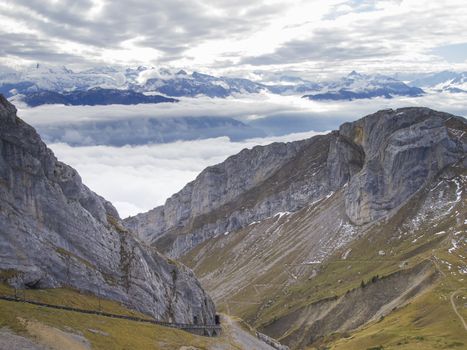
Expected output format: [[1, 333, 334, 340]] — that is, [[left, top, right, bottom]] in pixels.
[[0, 285, 244, 350], [182, 168, 466, 349]]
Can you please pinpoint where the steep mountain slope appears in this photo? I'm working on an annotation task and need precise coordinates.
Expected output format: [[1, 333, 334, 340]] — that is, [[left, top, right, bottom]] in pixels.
[[0, 95, 216, 325], [125, 107, 466, 348], [125, 107, 464, 257]]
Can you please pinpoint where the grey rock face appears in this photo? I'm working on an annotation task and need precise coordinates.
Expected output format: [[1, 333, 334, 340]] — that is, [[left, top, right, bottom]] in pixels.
[[341, 108, 466, 224], [0, 96, 216, 324], [125, 107, 465, 258]]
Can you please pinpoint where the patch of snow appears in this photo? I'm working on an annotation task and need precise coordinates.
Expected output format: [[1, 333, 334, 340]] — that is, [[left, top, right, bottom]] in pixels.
[[224, 231, 230, 236], [274, 211, 291, 219], [435, 231, 446, 235], [304, 260, 322, 265], [342, 249, 352, 260], [448, 239, 459, 254]]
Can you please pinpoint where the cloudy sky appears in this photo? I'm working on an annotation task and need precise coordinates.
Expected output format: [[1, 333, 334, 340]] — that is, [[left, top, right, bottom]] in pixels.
[[1, 0, 467, 77]]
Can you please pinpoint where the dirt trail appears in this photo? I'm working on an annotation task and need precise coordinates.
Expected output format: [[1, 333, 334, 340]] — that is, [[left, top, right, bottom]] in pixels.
[[221, 315, 276, 350], [450, 290, 467, 331]]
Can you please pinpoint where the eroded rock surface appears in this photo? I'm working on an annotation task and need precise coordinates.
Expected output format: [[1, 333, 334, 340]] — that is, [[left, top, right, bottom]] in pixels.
[[0, 95, 215, 324]]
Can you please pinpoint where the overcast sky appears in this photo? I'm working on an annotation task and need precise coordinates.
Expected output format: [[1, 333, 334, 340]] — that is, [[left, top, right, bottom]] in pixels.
[[1, 0, 467, 77]]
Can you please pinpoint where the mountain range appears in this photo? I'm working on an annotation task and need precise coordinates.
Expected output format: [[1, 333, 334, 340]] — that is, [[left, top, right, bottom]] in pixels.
[[409, 71, 467, 93], [125, 107, 466, 349], [0, 65, 442, 106]]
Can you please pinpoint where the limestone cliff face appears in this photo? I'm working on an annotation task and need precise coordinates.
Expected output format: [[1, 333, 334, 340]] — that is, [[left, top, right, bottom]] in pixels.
[[0, 95, 215, 324], [341, 107, 466, 224], [125, 107, 465, 258]]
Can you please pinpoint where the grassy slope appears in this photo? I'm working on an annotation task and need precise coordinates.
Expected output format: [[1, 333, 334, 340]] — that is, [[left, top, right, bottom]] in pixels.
[[182, 169, 466, 349], [0, 285, 237, 350]]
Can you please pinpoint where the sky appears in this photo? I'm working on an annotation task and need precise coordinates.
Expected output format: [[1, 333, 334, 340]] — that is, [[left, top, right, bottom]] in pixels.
[[1, 0, 467, 78]]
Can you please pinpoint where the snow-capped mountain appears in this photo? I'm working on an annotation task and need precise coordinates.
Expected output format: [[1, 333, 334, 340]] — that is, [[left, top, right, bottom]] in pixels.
[[303, 71, 424, 100], [0, 65, 430, 105], [138, 70, 267, 97], [409, 71, 467, 93], [0, 64, 129, 95]]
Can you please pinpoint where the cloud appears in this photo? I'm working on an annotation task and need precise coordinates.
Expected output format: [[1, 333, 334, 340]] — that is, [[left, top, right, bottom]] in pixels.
[[241, 29, 394, 65], [1, 0, 467, 74], [0, 32, 83, 63], [0, 0, 284, 66], [240, 0, 467, 73]]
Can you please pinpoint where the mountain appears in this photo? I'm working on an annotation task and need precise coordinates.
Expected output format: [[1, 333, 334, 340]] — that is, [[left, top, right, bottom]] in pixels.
[[139, 70, 267, 98], [1, 65, 428, 102], [0, 95, 216, 325], [303, 71, 424, 100], [410, 71, 467, 93], [19, 88, 178, 107], [125, 107, 466, 348]]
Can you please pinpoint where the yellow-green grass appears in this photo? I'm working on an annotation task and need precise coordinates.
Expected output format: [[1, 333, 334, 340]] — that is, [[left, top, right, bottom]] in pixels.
[[254, 183, 464, 330], [0, 284, 150, 319], [318, 284, 467, 350], [0, 286, 236, 350]]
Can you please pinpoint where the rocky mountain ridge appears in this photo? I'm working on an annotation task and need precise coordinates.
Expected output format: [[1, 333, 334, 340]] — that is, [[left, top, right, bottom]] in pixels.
[[125, 107, 466, 258], [0, 95, 216, 325]]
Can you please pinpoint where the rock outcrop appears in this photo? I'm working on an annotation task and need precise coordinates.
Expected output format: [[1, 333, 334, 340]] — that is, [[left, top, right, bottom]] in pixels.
[[125, 107, 466, 257], [0, 95, 216, 324], [341, 107, 466, 224]]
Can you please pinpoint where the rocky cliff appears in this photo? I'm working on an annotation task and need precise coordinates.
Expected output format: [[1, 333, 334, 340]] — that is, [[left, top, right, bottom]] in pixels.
[[0, 95, 216, 325], [125, 107, 466, 258], [174, 108, 465, 349]]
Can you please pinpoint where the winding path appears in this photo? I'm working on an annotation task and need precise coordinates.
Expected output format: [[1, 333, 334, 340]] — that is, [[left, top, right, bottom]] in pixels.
[[450, 290, 467, 332]]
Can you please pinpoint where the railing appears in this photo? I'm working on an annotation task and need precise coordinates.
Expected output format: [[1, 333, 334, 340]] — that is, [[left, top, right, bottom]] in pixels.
[[0, 294, 221, 336]]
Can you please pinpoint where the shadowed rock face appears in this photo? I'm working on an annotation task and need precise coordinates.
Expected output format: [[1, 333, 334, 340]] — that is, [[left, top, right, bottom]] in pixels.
[[125, 107, 465, 258], [0, 95, 216, 325]]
